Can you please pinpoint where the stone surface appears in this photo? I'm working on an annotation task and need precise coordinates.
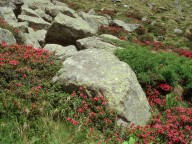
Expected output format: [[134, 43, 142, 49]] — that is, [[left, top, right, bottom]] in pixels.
[[21, 5, 39, 17], [28, 28, 47, 46], [44, 44, 77, 59], [79, 11, 109, 32], [34, 9, 53, 22], [53, 49, 151, 126], [45, 5, 79, 18], [22, 0, 53, 10], [174, 28, 183, 35], [0, 27, 16, 44], [99, 34, 120, 40], [45, 13, 96, 45], [18, 14, 50, 30], [76, 36, 120, 52], [12, 22, 29, 33], [0, 7, 18, 24], [21, 32, 40, 48], [111, 19, 140, 32]]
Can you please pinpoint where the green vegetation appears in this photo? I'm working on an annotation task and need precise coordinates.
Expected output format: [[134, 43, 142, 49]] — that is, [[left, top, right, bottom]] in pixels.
[[115, 41, 192, 89]]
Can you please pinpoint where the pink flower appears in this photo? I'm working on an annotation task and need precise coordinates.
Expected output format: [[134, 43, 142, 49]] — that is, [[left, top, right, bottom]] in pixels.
[[158, 83, 172, 91], [9, 60, 19, 66]]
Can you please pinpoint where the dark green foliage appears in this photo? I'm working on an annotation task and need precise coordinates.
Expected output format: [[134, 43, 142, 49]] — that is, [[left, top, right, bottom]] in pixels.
[[115, 41, 192, 90]]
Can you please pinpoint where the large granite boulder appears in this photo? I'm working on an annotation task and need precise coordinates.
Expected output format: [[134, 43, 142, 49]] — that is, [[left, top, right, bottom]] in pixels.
[[0, 28, 16, 44], [52, 49, 151, 126], [18, 14, 50, 30], [45, 13, 96, 45]]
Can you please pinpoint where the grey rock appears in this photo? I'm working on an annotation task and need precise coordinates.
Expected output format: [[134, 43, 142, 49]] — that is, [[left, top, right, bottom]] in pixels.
[[12, 22, 29, 33], [44, 44, 77, 59], [0, 7, 18, 24], [111, 19, 140, 32], [174, 28, 183, 35], [99, 34, 120, 40], [45, 5, 79, 18], [21, 32, 41, 48], [76, 36, 120, 52], [79, 11, 109, 32], [28, 28, 47, 46], [45, 13, 96, 45], [22, 0, 54, 10], [87, 9, 96, 15], [53, 49, 151, 126], [21, 5, 40, 17], [18, 14, 51, 30], [34, 9, 53, 22], [0, 27, 16, 44]]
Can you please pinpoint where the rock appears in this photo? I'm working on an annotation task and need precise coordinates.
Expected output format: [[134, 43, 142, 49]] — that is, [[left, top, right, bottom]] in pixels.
[[21, 32, 40, 48], [18, 14, 51, 30], [22, 0, 53, 10], [53, 49, 151, 126], [79, 11, 109, 32], [45, 13, 96, 45], [76, 36, 120, 52], [174, 28, 183, 35], [87, 9, 96, 15], [44, 44, 77, 59], [99, 34, 120, 40], [0, 27, 16, 44], [111, 19, 140, 32], [0, 7, 18, 24], [0, 0, 23, 10], [45, 5, 79, 18], [21, 5, 39, 17], [51, 0, 68, 7], [28, 28, 47, 46], [12, 22, 29, 33], [34, 9, 53, 23]]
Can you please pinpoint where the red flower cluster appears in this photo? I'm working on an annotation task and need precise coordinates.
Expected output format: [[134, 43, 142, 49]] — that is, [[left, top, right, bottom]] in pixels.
[[99, 25, 129, 38], [158, 83, 172, 91]]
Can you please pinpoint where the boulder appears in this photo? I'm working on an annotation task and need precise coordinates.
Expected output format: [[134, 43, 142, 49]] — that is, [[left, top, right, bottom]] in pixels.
[[45, 5, 79, 18], [18, 14, 50, 30], [0, 28, 16, 44], [44, 44, 77, 59], [12, 22, 29, 33], [76, 36, 120, 52], [45, 13, 96, 45], [99, 34, 120, 40], [21, 5, 40, 17], [0, 7, 18, 24], [0, 0, 23, 10], [79, 11, 109, 32], [21, 32, 40, 48], [28, 28, 47, 46], [34, 9, 53, 22], [22, 0, 53, 10], [111, 19, 140, 32], [53, 49, 151, 126]]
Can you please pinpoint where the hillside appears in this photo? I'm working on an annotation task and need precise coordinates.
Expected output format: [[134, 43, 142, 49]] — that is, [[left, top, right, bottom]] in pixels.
[[0, 0, 192, 144]]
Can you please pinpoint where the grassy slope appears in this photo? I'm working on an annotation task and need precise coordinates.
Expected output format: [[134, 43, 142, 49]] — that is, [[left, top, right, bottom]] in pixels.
[[62, 0, 192, 49]]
